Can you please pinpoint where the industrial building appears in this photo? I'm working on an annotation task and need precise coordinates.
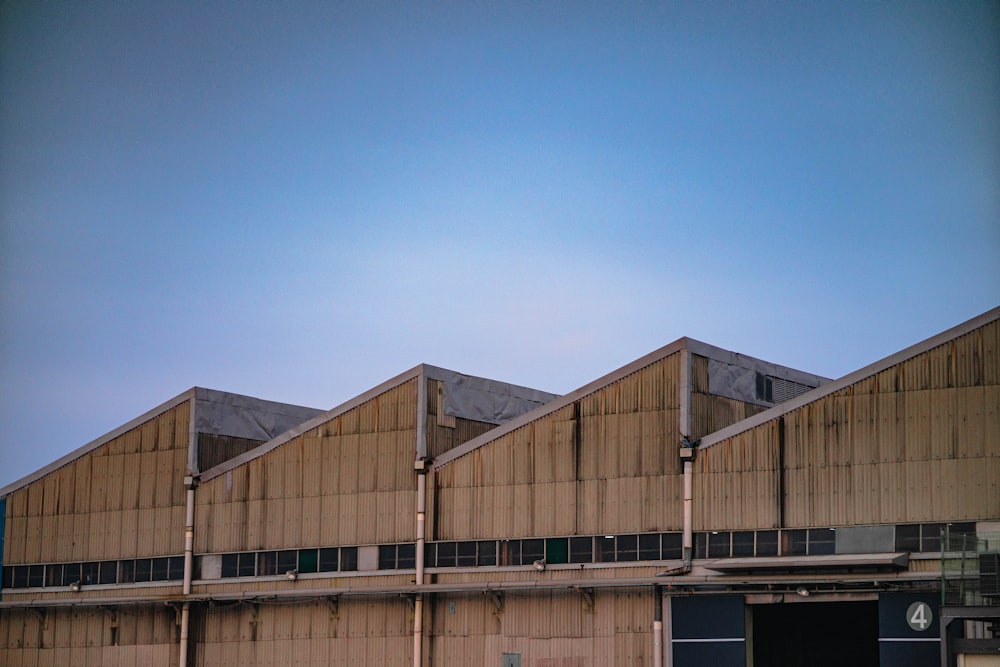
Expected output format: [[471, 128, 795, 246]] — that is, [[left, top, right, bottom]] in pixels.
[[1, 308, 998, 666]]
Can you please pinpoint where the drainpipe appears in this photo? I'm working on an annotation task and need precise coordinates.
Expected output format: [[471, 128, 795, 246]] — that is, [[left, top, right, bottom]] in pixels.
[[413, 460, 429, 667], [653, 585, 663, 667], [680, 441, 696, 566], [179, 475, 197, 667]]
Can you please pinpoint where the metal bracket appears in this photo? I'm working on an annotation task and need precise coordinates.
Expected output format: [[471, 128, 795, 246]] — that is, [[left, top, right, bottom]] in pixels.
[[325, 596, 340, 618], [574, 587, 595, 613], [484, 590, 504, 614]]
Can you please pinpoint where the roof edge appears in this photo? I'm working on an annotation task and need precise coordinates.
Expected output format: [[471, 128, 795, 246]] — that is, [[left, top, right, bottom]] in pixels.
[[699, 306, 1000, 449], [0, 388, 198, 498], [199, 365, 427, 481], [433, 338, 691, 469]]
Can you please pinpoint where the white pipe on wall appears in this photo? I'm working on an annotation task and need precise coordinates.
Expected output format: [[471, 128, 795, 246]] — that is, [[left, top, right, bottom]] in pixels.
[[179, 479, 196, 667], [413, 468, 427, 667]]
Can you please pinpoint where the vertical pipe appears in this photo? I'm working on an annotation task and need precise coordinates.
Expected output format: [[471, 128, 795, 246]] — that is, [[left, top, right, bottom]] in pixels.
[[653, 586, 663, 667], [414, 469, 427, 667], [179, 479, 196, 667], [682, 458, 693, 564]]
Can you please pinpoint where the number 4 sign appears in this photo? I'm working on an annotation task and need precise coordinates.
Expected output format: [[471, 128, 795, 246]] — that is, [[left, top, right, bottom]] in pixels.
[[906, 601, 933, 631]]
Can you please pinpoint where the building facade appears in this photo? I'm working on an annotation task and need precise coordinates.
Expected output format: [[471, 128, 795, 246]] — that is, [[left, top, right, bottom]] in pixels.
[[1, 309, 997, 666]]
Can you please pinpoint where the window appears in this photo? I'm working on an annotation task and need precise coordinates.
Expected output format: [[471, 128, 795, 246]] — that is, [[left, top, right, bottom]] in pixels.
[[436, 542, 457, 568], [257, 552, 276, 576], [477, 541, 496, 566], [82, 562, 100, 585], [639, 534, 661, 561], [895, 524, 920, 552], [299, 549, 318, 573], [542, 538, 566, 565], [276, 550, 298, 574], [569, 537, 593, 564], [457, 542, 477, 567], [756, 531, 779, 557], [708, 532, 731, 558], [221, 554, 239, 578], [151, 557, 170, 581], [598, 536, 616, 563], [521, 539, 544, 565], [616, 535, 639, 562], [237, 553, 256, 577], [99, 561, 117, 585], [808, 529, 835, 555], [783, 530, 807, 556], [45, 563, 63, 587], [661, 533, 682, 560], [134, 559, 152, 582], [756, 372, 774, 403], [694, 533, 708, 559], [732, 532, 755, 557], [340, 547, 358, 571], [119, 560, 135, 583], [318, 548, 339, 572]]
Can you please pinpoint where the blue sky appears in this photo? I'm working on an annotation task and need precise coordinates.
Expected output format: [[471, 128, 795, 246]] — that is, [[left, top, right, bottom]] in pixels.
[[1, 1, 997, 488]]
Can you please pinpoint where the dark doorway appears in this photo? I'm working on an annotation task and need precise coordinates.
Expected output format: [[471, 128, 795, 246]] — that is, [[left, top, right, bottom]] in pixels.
[[752, 600, 879, 667]]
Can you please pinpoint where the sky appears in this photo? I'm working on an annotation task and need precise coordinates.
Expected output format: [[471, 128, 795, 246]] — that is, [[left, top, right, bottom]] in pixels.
[[1, 1, 998, 489]]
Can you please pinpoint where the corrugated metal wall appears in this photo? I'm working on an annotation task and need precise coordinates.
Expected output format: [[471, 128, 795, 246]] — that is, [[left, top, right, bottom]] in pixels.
[[192, 598, 413, 667], [694, 319, 1000, 530], [0, 605, 177, 666], [434, 355, 683, 539], [3, 401, 191, 565], [196, 378, 419, 553], [428, 588, 655, 666]]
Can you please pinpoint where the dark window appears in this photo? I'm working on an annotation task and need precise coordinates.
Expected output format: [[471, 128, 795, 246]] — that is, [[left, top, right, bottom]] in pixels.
[[299, 549, 318, 574], [521, 539, 544, 565], [808, 529, 836, 555], [639, 534, 660, 561], [277, 551, 298, 574], [63, 562, 82, 586], [694, 533, 708, 559], [499, 540, 519, 566], [783, 530, 807, 556], [921, 524, 944, 552], [546, 538, 569, 565], [423, 544, 436, 568], [2, 566, 12, 588], [661, 533, 682, 560], [456, 541, 477, 567], [27, 564, 45, 587], [617, 535, 639, 562], [46, 564, 63, 587], [119, 560, 135, 583], [569, 537, 593, 564], [221, 554, 239, 578], [756, 372, 774, 402], [168, 556, 185, 580], [12, 565, 28, 588], [82, 562, 100, 585], [708, 532, 731, 559], [237, 553, 256, 577], [379, 545, 397, 570], [732, 532, 755, 558], [946, 523, 977, 551], [477, 541, 496, 566], [436, 542, 457, 567], [895, 524, 920, 552], [257, 552, 277, 576], [756, 531, 779, 557], [99, 561, 117, 584], [397, 544, 416, 569], [318, 548, 339, 572], [340, 547, 358, 571], [598, 536, 616, 563], [134, 559, 152, 583], [151, 558, 170, 581]]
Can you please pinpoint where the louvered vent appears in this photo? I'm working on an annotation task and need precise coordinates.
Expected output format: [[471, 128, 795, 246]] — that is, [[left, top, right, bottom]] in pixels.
[[771, 376, 814, 403]]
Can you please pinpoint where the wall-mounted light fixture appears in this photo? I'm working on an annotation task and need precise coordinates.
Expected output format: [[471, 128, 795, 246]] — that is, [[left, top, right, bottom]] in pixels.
[[532, 559, 546, 572], [795, 586, 810, 597], [69, 581, 81, 592], [285, 569, 298, 581]]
